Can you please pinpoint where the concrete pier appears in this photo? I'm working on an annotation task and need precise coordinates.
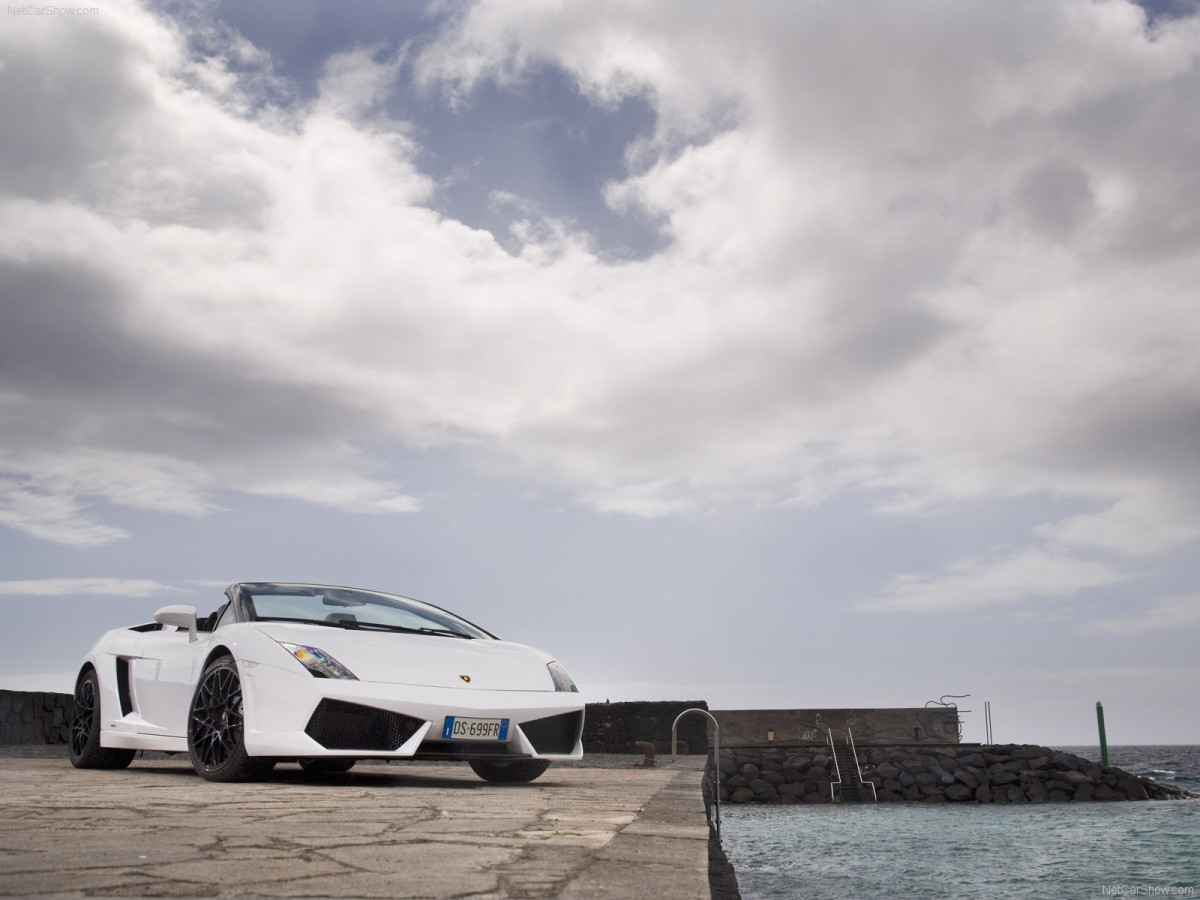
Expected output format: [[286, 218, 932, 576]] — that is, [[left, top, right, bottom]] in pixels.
[[0, 748, 716, 899]]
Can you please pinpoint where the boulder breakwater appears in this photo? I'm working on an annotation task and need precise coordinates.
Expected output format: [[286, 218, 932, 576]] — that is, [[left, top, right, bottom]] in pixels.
[[710, 743, 1195, 803]]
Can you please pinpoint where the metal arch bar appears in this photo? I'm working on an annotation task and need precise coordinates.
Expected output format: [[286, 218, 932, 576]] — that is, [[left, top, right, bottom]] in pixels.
[[827, 728, 841, 800], [672, 708, 720, 840]]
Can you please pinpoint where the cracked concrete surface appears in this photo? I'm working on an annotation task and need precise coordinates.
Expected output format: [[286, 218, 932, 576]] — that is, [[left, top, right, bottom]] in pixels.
[[0, 751, 712, 899]]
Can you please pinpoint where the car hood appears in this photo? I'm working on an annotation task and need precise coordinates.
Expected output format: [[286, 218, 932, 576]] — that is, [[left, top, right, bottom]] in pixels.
[[248, 622, 559, 691]]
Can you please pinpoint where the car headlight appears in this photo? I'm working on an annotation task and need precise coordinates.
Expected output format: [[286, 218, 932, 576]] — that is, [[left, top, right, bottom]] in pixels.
[[547, 661, 578, 692], [280, 643, 358, 680]]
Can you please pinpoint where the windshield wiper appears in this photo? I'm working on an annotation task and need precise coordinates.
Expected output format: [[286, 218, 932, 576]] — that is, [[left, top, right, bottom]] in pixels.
[[255, 616, 337, 627], [413, 627, 474, 639], [254, 616, 474, 638], [352, 622, 474, 639]]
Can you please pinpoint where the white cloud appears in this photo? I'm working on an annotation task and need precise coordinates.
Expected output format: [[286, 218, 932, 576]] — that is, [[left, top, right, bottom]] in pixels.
[[0, 578, 177, 597], [1077, 592, 1200, 635], [0, 0, 1198, 574], [858, 548, 1135, 614]]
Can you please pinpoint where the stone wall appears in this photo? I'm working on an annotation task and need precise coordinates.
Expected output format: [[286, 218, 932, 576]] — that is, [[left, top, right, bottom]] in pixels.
[[709, 743, 1194, 804], [715, 707, 962, 747], [583, 701, 710, 755], [0, 690, 73, 745]]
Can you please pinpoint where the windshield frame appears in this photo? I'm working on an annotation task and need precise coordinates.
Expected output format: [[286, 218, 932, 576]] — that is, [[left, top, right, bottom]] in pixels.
[[225, 582, 497, 640]]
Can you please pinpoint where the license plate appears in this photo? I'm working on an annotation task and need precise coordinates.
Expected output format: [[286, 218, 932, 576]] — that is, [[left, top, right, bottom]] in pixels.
[[442, 716, 509, 741]]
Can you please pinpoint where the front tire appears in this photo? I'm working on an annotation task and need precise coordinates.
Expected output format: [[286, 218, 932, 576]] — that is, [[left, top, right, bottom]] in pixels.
[[469, 759, 550, 783], [187, 656, 272, 782], [68, 668, 135, 770]]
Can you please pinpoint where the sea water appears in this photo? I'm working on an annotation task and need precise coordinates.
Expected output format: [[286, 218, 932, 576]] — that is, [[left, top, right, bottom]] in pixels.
[[720, 746, 1200, 899]]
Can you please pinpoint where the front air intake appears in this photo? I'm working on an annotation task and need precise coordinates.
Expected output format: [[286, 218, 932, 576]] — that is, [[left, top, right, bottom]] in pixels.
[[304, 699, 424, 751], [520, 710, 583, 755]]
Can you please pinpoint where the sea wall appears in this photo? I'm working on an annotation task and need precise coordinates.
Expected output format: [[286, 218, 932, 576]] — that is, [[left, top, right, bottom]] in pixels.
[[709, 743, 1194, 803], [0, 690, 72, 745], [715, 707, 962, 747]]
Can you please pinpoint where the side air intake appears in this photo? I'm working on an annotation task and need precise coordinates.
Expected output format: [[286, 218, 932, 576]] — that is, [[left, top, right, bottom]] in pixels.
[[304, 699, 424, 751]]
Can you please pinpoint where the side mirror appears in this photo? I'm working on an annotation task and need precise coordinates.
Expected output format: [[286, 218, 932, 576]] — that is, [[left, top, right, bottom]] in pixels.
[[155, 605, 198, 642]]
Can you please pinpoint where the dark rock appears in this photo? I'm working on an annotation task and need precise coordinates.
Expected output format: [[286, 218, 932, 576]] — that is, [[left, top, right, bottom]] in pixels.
[[965, 766, 990, 787], [748, 778, 777, 798], [1094, 784, 1123, 801], [945, 784, 973, 802], [1023, 780, 1048, 802], [1074, 783, 1095, 801], [954, 768, 978, 789], [876, 762, 900, 779], [785, 755, 812, 775], [1118, 779, 1147, 800], [730, 787, 755, 803], [974, 784, 992, 803], [1050, 752, 1079, 771]]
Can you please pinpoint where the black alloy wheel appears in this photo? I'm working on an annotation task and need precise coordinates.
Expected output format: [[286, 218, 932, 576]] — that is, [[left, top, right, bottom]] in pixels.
[[68, 668, 135, 769], [468, 758, 551, 783], [187, 656, 273, 782]]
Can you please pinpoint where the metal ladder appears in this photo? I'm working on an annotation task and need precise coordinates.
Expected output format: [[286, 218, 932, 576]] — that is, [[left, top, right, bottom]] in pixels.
[[827, 728, 877, 802]]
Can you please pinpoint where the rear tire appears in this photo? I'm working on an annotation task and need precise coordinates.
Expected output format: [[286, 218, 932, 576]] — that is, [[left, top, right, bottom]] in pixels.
[[187, 656, 273, 782], [469, 759, 550, 783], [68, 668, 135, 770], [299, 757, 357, 773]]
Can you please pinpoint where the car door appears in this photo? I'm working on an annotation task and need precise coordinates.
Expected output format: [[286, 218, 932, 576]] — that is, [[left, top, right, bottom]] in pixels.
[[130, 625, 210, 738]]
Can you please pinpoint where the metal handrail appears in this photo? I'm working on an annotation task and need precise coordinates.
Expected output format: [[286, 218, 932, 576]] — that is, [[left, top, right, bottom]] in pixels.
[[847, 728, 877, 802], [827, 728, 841, 800], [672, 708, 720, 839]]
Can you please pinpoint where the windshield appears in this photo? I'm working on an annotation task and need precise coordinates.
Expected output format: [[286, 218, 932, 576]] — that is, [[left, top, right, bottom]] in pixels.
[[239, 583, 494, 640]]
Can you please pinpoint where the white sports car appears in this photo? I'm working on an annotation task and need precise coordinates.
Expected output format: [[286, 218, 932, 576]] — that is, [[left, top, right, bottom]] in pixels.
[[68, 582, 584, 783]]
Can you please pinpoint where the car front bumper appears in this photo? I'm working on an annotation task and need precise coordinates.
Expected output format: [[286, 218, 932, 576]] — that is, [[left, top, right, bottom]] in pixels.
[[240, 663, 584, 760]]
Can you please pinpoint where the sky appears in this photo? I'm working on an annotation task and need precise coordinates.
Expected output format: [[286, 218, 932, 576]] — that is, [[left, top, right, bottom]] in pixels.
[[2, 0, 1199, 746]]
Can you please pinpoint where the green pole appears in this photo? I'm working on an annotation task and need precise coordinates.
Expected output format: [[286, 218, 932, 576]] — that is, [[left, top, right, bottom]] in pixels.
[[1096, 701, 1109, 767]]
